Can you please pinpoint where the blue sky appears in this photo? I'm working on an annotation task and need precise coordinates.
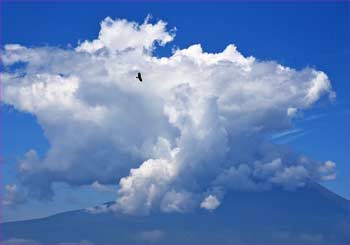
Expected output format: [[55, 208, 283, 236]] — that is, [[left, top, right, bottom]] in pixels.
[[2, 2, 349, 221]]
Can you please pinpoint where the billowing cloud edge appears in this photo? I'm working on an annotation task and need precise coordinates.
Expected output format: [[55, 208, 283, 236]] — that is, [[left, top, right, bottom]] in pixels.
[[2, 16, 337, 215]]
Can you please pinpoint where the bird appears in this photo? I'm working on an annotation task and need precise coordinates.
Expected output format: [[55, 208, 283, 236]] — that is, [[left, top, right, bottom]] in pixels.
[[136, 72, 142, 82]]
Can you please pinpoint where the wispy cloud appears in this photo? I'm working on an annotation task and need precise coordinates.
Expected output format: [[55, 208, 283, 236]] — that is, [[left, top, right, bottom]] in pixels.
[[269, 128, 304, 141], [274, 131, 309, 144], [303, 113, 326, 122], [269, 128, 310, 144]]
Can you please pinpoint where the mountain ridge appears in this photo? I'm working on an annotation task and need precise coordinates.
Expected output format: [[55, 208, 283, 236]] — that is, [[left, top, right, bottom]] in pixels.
[[2, 182, 349, 244]]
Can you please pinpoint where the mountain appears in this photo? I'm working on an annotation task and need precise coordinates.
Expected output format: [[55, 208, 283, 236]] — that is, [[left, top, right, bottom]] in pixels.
[[1, 182, 349, 244]]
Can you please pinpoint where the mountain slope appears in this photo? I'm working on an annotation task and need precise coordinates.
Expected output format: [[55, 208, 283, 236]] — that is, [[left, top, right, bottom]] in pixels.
[[2, 182, 349, 244]]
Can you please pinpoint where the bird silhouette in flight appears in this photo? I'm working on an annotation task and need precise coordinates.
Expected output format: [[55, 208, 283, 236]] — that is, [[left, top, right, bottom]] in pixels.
[[136, 72, 143, 82]]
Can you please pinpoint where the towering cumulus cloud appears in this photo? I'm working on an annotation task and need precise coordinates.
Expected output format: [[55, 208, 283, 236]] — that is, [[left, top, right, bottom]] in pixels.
[[2, 16, 336, 214]]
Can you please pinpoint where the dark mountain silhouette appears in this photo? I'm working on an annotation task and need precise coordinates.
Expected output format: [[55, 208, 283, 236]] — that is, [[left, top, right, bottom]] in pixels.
[[1, 182, 349, 244]]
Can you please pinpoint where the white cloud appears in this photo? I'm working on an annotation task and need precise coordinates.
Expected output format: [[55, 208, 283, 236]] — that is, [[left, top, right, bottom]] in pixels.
[[160, 190, 196, 213], [287, 107, 298, 117], [270, 165, 309, 190], [91, 181, 116, 193], [318, 161, 337, 180], [305, 71, 333, 106], [115, 156, 178, 215], [272, 231, 325, 242], [138, 229, 165, 242], [298, 233, 324, 242], [214, 164, 261, 191], [76, 16, 174, 54], [2, 16, 337, 214], [1, 238, 40, 244], [200, 195, 220, 211], [269, 128, 304, 141], [3, 184, 27, 206], [85, 204, 109, 214], [59, 240, 94, 245]]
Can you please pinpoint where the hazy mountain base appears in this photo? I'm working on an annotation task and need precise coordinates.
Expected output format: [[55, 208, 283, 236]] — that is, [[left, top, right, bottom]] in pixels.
[[2, 182, 349, 244]]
